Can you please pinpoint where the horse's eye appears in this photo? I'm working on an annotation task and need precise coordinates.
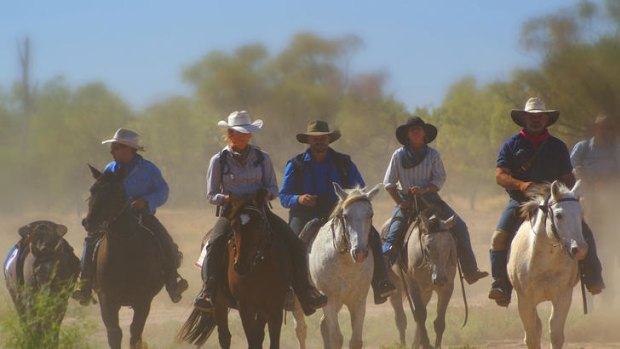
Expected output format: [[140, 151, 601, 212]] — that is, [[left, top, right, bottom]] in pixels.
[[555, 212, 563, 219]]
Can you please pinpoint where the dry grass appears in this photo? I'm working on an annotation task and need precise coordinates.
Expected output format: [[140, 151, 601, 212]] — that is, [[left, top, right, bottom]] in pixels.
[[1, 194, 619, 348]]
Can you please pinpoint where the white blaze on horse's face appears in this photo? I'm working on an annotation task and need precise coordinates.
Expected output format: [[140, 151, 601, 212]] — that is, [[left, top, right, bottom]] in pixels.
[[544, 181, 588, 260], [240, 214, 251, 225]]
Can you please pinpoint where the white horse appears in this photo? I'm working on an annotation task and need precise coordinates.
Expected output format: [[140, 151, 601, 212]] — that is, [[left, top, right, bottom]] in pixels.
[[292, 183, 381, 349], [508, 180, 588, 349], [384, 211, 457, 349]]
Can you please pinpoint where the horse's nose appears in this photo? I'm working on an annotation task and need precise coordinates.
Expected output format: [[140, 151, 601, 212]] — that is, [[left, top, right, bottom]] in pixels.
[[432, 271, 447, 287], [81, 218, 90, 229], [351, 248, 368, 263], [569, 240, 588, 261]]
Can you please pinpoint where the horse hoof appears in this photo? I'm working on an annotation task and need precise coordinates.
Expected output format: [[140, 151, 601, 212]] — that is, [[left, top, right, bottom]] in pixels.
[[130, 340, 148, 349]]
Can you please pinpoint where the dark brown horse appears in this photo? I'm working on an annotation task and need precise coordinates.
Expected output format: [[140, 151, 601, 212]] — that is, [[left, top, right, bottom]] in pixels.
[[179, 192, 291, 349], [83, 165, 165, 349], [4, 220, 80, 349]]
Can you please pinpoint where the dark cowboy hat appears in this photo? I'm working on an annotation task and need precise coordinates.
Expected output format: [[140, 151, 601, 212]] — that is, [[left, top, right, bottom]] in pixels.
[[510, 97, 559, 128], [296, 120, 341, 144], [395, 116, 438, 145]]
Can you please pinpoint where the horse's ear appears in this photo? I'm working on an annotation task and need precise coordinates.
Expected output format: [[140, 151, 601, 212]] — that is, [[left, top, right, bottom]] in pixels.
[[88, 164, 102, 179], [570, 180, 583, 200], [54, 224, 68, 237], [365, 183, 383, 201], [441, 215, 456, 230], [550, 180, 562, 201], [332, 182, 347, 201], [18, 224, 32, 238]]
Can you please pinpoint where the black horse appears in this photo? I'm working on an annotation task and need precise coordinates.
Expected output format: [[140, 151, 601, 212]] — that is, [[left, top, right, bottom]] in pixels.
[[82, 165, 165, 349], [4, 220, 80, 349]]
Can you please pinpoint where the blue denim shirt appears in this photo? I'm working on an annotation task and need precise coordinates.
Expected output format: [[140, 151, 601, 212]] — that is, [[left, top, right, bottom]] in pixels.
[[104, 155, 169, 215], [279, 148, 365, 209]]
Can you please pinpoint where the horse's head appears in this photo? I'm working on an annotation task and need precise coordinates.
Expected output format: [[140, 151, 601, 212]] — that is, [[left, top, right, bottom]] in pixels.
[[418, 214, 457, 287], [228, 190, 271, 276], [18, 221, 68, 286], [522, 180, 587, 260], [82, 164, 127, 234], [332, 183, 382, 263]]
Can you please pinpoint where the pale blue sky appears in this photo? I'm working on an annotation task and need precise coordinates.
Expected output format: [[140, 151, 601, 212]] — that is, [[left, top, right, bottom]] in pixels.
[[1, 1, 582, 111]]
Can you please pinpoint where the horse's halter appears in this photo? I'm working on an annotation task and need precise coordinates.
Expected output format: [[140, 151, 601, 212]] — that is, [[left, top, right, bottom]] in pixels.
[[330, 196, 371, 253], [534, 195, 580, 251], [231, 203, 273, 275]]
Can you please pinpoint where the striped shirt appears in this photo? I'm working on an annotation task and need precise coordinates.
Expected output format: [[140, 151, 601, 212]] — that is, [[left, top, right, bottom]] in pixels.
[[383, 146, 447, 191], [206, 145, 278, 206], [571, 138, 620, 180]]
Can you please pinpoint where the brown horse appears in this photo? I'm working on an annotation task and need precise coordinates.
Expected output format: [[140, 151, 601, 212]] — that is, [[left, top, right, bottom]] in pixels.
[[4, 220, 80, 349], [82, 165, 165, 349], [179, 191, 291, 349]]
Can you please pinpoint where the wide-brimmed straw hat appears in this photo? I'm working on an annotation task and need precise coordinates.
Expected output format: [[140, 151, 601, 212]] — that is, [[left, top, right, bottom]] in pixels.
[[101, 128, 145, 151], [296, 120, 341, 144], [511, 97, 559, 128], [395, 117, 438, 145], [217, 111, 263, 134]]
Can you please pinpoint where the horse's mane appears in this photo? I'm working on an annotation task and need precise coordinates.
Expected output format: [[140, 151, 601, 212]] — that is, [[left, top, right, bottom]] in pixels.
[[329, 186, 368, 220], [519, 182, 572, 219]]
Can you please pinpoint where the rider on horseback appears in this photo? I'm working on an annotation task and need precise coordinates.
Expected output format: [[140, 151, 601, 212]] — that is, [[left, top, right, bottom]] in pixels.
[[194, 111, 328, 316], [489, 97, 606, 306], [279, 120, 397, 304], [382, 117, 488, 285], [73, 128, 189, 304]]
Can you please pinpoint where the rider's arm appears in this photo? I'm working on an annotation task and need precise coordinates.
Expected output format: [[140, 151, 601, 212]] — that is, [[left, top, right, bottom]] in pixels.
[[387, 186, 404, 205], [141, 163, 169, 213], [278, 161, 300, 208], [206, 153, 227, 206], [496, 167, 532, 193], [261, 153, 279, 201], [428, 149, 446, 191]]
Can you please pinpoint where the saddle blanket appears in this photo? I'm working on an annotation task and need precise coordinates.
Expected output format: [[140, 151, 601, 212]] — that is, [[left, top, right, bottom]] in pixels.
[[195, 244, 207, 269]]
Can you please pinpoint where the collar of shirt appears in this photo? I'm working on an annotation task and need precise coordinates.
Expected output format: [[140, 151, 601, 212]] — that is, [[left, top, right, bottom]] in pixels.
[[519, 129, 550, 146], [116, 154, 142, 177]]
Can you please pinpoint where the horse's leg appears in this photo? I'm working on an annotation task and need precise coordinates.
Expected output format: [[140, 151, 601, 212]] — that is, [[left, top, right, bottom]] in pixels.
[[434, 284, 454, 349], [389, 276, 407, 346], [267, 309, 283, 349], [347, 299, 366, 349], [216, 303, 231, 349], [322, 302, 344, 349], [410, 283, 432, 349], [549, 290, 573, 349], [129, 300, 152, 349], [239, 306, 261, 349], [516, 296, 542, 349], [99, 297, 122, 349], [256, 314, 267, 349], [292, 297, 307, 349]]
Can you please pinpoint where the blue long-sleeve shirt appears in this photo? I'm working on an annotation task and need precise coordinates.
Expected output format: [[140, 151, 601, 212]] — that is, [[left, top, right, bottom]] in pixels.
[[279, 148, 365, 210], [103, 155, 169, 215]]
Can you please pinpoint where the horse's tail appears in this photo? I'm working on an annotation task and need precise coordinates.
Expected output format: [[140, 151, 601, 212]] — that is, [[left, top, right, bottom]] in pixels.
[[177, 308, 216, 346]]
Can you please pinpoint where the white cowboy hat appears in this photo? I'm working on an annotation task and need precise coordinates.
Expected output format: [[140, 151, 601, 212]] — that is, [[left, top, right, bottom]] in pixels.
[[217, 111, 263, 134], [101, 128, 145, 151], [511, 97, 560, 128]]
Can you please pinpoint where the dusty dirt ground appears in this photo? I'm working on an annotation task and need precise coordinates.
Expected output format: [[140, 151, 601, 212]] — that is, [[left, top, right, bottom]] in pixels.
[[1, 195, 619, 348]]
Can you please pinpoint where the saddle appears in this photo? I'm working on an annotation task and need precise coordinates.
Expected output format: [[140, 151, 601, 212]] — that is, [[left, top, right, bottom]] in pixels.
[[298, 218, 325, 253]]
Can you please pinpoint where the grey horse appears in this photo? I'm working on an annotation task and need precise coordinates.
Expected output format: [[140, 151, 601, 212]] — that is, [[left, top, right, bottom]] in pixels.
[[292, 183, 382, 349], [383, 213, 457, 349]]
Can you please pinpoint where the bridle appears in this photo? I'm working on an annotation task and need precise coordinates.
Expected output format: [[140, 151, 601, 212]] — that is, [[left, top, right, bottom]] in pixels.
[[230, 203, 273, 274], [330, 196, 371, 254], [533, 195, 580, 251]]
